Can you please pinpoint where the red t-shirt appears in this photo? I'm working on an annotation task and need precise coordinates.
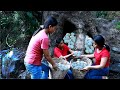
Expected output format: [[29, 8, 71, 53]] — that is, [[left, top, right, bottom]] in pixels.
[[94, 48, 110, 67], [24, 30, 49, 65], [54, 44, 70, 58]]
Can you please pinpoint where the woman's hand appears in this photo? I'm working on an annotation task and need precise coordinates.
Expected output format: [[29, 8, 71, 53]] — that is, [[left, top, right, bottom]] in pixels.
[[52, 64, 58, 71], [80, 55, 85, 58], [59, 56, 66, 60], [82, 66, 90, 71], [71, 52, 74, 55]]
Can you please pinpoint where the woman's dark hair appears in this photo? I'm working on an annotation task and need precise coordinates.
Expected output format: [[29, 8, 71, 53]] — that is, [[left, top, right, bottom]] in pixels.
[[93, 35, 110, 52], [43, 16, 58, 29], [55, 38, 63, 47], [32, 16, 58, 36], [32, 27, 43, 36]]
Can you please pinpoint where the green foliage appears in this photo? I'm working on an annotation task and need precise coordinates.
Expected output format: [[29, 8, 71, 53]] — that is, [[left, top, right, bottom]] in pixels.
[[0, 11, 42, 49], [96, 11, 120, 30], [24, 11, 40, 35], [96, 11, 108, 18], [115, 21, 120, 30], [96, 11, 120, 20]]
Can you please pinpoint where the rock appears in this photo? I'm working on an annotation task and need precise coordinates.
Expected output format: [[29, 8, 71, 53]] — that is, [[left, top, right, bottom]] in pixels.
[[109, 63, 120, 73], [18, 70, 31, 79], [110, 53, 120, 63], [112, 47, 120, 54], [108, 71, 120, 79], [43, 11, 105, 57]]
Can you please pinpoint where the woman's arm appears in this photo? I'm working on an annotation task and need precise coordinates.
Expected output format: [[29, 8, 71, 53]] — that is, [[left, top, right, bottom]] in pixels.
[[43, 49, 57, 70], [59, 49, 74, 59], [63, 53, 73, 59], [69, 49, 74, 54], [82, 57, 108, 70], [63, 49, 74, 59], [80, 54, 94, 58]]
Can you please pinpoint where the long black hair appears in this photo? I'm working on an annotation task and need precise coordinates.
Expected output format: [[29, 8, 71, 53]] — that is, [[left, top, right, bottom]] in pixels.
[[32, 26, 43, 36], [32, 16, 58, 36], [93, 35, 110, 52], [43, 16, 58, 29], [55, 38, 63, 47]]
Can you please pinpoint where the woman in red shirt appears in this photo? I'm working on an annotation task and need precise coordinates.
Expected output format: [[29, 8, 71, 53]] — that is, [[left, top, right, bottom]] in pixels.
[[80, 35, 110, 79], [54, 39, 74, 79], [54, 39, 74, 61]]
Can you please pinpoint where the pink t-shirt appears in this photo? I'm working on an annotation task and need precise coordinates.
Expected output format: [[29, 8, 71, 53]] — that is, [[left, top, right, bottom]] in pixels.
[[24, 29, 49, 65]]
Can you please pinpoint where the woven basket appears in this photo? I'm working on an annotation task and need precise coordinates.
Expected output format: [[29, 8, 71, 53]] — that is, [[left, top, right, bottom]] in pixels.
[[49, 58, 70, 79], [71, 57, 92, 79]]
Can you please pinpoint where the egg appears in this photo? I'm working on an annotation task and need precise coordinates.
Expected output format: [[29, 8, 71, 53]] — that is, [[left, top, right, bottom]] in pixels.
[[56, 62, 70, 70], [71, 61, 88, 69], [66, 33, 70, 36], [71, 33, 75, 36]]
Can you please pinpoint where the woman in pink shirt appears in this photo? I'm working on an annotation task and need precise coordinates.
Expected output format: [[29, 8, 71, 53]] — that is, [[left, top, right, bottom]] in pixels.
[[24, 16, 58, 79], [80, 35, 110, 79]]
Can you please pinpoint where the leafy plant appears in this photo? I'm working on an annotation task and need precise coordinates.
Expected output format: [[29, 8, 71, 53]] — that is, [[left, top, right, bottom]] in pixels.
[[96, 11, 108, 18], [115, 21, 120, 30], [95, 11, 120, 20], [0, 11, 42, 49]]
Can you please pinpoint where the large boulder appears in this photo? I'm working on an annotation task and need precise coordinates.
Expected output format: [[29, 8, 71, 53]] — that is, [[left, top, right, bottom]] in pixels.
[[109, 63, 120, 73], [42, 11, 97, 56]]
